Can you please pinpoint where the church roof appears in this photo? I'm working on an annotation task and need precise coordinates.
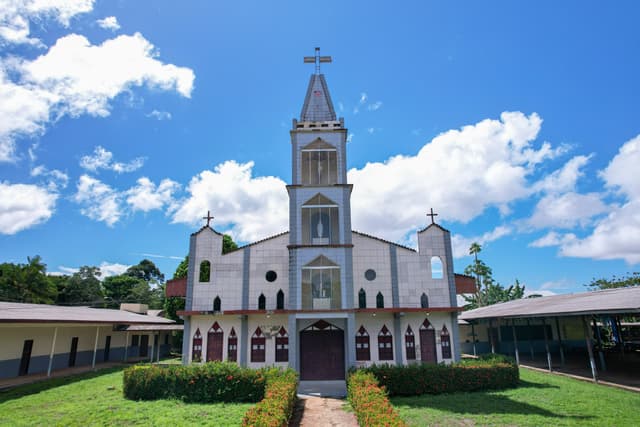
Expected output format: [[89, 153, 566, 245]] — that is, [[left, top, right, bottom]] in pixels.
[[418, 223, 450, 234], [300, 74, 336, 122], [352, 230, 417, 252]]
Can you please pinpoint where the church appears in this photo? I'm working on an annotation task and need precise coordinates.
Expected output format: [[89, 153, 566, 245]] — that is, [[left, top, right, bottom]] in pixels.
[[176, 49, 461, 380]]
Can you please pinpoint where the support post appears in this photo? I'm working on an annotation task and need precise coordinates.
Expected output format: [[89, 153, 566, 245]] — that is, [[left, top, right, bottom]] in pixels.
[[592, 317, 607, 371], [124, 331, 129, 362], [489, 319, 496, 354], [511, 319, 520, 366], [526, 318, 535, 361], [555, 317, 565, 367], [149, 334, 154, 363], [47, 327, 58, 376], [542, 317, 552, 371], [471, 322, 477, 356], [616, 316, 626, 356], [582, 315, 598, 382], [92, 326, 100, 368], [156, 334, 161, 362]]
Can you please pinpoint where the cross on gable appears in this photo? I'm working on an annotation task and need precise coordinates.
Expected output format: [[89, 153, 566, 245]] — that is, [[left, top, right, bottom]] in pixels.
[[304, 47, 332, 74], [202, 210, 214, 227], [426, 208, 438, 224]]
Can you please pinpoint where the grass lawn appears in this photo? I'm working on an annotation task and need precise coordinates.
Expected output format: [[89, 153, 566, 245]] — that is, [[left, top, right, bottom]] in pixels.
[[0, 366, 252, 426], [392, 367, 640, 427]]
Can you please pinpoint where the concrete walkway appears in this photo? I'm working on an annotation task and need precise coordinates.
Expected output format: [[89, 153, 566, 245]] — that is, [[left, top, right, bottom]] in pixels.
[[289, 396, 358, 427], [298, 380, 347, 398], [0, 361, 125, 391]]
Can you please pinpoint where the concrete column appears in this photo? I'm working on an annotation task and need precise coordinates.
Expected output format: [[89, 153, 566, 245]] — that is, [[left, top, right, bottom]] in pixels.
[[124, 331, 129, 362], [489, 319, 496, 354], [511, 319, 519, 366], [542, 317, 552, 371], [471, 322, 477, 356], [149, 334, 155, 363], [592, 318, 606, 371], [92, 326, 100, 368], [47, 327, 58, 376], [582, 315, 598, 382], [393, 313, 403, 366], [526, 318, 535, 360], [555, 317, 565, 367]]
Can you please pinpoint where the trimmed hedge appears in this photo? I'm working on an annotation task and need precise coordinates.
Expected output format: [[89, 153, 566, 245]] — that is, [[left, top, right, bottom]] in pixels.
[[242, 368, 298, 427], [362, 356, 519, 396], [123, 362, 266, 403], [347, 370, 407, 427]]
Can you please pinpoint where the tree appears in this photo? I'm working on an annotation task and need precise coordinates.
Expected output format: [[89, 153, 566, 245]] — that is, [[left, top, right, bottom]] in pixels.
[[171, 234, 237, 281], [103, 275, 144, 307], [59, 266, 103, 305], [223, 234, 238, 254], [586, 272, 640, 290], [125, 259, 164, 285], [0, 256, 56, 304]]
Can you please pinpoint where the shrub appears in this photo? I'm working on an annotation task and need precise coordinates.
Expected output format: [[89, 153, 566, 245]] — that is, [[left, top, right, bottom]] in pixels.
[[362, 358, 519, 396], [242, 368, 298, 427], [347, 370, 407, 427], [123, 362, 265, 403]]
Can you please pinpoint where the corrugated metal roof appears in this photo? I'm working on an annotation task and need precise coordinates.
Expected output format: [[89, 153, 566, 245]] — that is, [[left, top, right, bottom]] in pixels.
[[123, 324, 183, 331], [0, 302, 175, 324], [459, 287, 640, 320]]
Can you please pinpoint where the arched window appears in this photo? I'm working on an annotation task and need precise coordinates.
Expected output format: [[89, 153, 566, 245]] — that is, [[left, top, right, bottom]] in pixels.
[[258, 294, 266, 310], [430, 256, 443, 279], [199, 260, 211, 282], [355, 326, 370, 361], [276, 290, 285, 310], [213, 296, 221, 312], [206, 322, 223, 362], [228, 327, 238, 362], [378, 325, 393, 360], [358, 288, 366, 309], [301, 194, 339, 245], [441, 325, 452, 359], [405, 326, 416, 360], [192, 328, 202, 362], [251, 327, 266, 362], [301, 138, 338, 185], [420, 293, 429, 308], [275, 327, 288, 362], [301, 255, 341, 310], [376, 292, 384, 309]]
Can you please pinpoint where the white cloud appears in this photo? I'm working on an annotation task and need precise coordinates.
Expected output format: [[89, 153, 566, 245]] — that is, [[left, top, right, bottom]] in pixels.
[[529, 231, 577, 248], [527, 192, 608, 229], [368, 101, 382, 111], [451, 226, 512, 259], [600, 135, 640, 198], [73, 174, 121, 226], [359, 92, 367, 105], [0, 32, 195, 161], [367, 127, 375, 134], [126, 177, 180, 212], [348, 112, 556, 241], [347, 133, 354, 143], [146, 109, 172, 120], [80, 146, 145, 173], [0, 0, 94, 45], [57, 261, 129, 278], [96, 16, 120, 31], [534, 154, 591, 194], [0, 181, 57, 234], [30, 164, 69, 190], [171, 160, 288, 242]]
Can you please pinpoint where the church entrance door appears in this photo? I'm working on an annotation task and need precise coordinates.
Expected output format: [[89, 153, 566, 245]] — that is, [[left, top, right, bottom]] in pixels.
[[299, 320, 345, 380], [419, 319, 437, 363], [207, 322, 223, 362]]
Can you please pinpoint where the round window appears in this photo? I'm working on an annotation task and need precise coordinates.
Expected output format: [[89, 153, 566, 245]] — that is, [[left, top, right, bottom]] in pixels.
[[265, 270, 277, 282], [364, 269, 376, 281]]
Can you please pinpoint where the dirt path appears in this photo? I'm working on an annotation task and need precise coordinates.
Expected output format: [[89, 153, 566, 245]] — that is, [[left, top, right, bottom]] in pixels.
[[289, 396, 358, 427]]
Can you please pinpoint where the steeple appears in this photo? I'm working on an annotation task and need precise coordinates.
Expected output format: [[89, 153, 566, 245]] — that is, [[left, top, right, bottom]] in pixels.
[[300, 48, 337, 122]]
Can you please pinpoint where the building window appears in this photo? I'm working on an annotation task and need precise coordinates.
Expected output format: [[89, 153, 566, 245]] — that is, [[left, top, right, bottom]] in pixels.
[[228, 328, 238, 362], [441, 325, 452, 359], [301, 255, 341, 310], [301, 145, 338, 185], [378, 325, 393, 361], [356, 326, 370, 361], [431, 256, 443, 279], [213, 296, 221, 312], [405, 326, 416, 360], [364, 269, 376, 281], [276, 289, 285, 310], [251, 327, 266, 362], [258, 294, 266, 310], [358, 288, 366, 309], [199, 260, 211, 282], [376, 292, 384, 309], [301, 194, 339, 245], [192, 328, 202, 362], [275, 327, 289, 362], [421, 293, 429, 308], [266, 270, 277, 282], [131, 335, 139, 347]]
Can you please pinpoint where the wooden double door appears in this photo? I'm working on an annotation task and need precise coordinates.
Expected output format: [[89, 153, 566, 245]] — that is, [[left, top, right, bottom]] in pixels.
[[420, 328, 437, 363], [300, 321, 345, 380]]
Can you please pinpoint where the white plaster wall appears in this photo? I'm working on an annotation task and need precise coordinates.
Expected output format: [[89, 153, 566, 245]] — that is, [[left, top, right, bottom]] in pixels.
[[352, 313, 397, 367], [414, 226, 454, 307], [351, 233, 393, 309], [401, 313, 455, 365], [187, 315, 241, 364], [246, 314, 290, 369], [248, 234, 290, 310]]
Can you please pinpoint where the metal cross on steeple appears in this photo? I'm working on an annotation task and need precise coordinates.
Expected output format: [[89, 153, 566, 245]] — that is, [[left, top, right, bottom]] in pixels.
[[304, 47, 332, 74], [426, 208, 438, 224], [202, 210, 214, 227]]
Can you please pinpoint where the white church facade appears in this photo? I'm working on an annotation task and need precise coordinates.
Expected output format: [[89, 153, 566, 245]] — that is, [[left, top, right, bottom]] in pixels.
[[178, 49, 461, 380]]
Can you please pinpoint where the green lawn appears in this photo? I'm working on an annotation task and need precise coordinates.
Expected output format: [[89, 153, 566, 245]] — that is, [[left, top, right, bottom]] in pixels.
[[392, 368, 640, 427], [0, 366, 252, 427]]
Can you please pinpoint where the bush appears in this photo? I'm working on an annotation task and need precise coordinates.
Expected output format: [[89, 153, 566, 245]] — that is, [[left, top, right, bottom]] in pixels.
[[347, 370, 407, 427], [123, 362, 265, 403], [242, 368, 298, 427], [362, 358, 519, 396]]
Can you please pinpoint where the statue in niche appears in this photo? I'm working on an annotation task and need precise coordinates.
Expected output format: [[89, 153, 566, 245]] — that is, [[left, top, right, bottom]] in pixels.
[[316, 216, 324, 237]]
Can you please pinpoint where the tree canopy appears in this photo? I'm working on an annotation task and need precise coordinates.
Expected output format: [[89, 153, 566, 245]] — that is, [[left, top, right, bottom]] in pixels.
[[0, 256, 57, 304], [586, 272, 640, 290]]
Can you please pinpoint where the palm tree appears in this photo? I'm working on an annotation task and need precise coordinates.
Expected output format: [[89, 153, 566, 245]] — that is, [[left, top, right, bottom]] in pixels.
[[469, 243, 483, 306]]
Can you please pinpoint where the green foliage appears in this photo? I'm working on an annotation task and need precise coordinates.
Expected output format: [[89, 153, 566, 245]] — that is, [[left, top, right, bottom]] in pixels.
[[172, 234, 238, 281], [126, 259, 165, 285], [102, 259, 165, 309], [163, 295, 185, 323], [0, 256, 56, 303], [242, 368, 299, 427], [360, 358, 519, 396], [58, 266, 103, 305], [586, 272, 640, 290], [223, 234, 238, 254], [347, 370, 407, 427], [123, 362, 266, 403]]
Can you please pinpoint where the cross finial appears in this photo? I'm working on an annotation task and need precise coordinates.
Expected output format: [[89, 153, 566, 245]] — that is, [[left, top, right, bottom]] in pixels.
[[304, 47, 332, 74], [202, 210, 214, 227], [427, 208, 438, 225]]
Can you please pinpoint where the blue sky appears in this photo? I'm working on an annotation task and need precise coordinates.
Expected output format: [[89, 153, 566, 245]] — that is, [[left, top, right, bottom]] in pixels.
[[1, 1, 639, 294]]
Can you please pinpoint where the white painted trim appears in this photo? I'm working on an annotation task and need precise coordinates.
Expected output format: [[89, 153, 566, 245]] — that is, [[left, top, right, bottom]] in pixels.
[[47, 327, 58, 376], [296, 312, 348, 319], [92, 327, 99, 368]]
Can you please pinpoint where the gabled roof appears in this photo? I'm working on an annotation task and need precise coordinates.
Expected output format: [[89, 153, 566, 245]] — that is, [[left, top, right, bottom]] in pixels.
[[418, 223, 450, 234], [352, 230, 417, 252], [191, 225, 224, 237], [300, 74, 336, 122]]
